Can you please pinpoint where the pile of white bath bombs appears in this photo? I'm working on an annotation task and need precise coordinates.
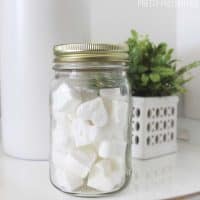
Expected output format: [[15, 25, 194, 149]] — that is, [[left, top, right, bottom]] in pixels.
[[51, 82, 128, 192]]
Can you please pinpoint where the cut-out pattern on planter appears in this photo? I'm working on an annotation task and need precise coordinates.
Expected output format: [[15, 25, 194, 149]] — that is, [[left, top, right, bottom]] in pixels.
[[132, 96, 179, 159]]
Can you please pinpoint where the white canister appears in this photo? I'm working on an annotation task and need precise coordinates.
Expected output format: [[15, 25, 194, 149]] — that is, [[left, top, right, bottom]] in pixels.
[[0, 0, 90, 160]]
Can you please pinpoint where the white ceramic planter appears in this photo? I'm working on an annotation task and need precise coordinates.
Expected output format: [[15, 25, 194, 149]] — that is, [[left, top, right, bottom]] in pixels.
[[131, 96, 179, 159]]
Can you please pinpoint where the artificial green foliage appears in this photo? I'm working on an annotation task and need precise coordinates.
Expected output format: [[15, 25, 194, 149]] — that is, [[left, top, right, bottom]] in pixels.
[[127, 30, 200, 97]]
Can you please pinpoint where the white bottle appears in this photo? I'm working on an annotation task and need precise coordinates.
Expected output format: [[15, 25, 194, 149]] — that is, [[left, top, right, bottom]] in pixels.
[[0, 0, 90, 160]]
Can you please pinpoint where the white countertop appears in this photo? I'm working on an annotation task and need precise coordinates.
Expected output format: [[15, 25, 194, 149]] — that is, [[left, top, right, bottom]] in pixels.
[[0, 141, 200, 200]]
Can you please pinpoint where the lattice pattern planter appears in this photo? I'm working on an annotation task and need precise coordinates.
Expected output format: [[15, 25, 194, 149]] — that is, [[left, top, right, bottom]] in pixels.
[[131, 96, 179, 159]]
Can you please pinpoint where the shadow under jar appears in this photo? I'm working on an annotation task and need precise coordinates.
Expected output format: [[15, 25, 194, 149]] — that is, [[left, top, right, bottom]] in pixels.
[[50, 43, 132, 197]]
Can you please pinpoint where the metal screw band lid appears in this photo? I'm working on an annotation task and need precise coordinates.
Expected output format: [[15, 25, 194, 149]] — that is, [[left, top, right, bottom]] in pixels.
[[53, 43, 128, 63]]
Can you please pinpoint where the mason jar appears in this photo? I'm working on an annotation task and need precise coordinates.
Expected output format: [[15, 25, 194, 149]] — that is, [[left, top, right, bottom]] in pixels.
[[50, 43, 132, 197]]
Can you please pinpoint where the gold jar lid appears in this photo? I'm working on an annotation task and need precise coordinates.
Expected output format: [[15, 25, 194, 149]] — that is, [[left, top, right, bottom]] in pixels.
[[53, 43, 128, 63]]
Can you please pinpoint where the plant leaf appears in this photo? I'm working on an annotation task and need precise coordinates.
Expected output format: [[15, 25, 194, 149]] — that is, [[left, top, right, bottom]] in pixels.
[[177, 61, 200, 75], [149, 73, 160, 82], [152, 66, 175, 76], [141, 74, 149, 86], [127, 29, 200, 96]]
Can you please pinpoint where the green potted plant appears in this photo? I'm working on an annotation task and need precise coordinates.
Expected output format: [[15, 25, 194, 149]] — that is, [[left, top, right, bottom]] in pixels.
[[127, 30, 200, 159]]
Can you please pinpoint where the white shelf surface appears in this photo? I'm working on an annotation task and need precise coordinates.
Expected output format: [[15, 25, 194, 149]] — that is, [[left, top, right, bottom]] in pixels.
[[0, 141, 200, 200]]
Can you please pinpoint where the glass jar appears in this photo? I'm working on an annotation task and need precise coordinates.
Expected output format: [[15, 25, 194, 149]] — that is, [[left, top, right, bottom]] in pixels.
[[50, 43, 132, 197]]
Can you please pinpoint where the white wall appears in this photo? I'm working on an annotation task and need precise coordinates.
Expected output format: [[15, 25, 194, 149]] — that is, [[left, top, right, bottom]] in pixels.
[[89, 0, 176, 50], [176, 7, 200, 119], [1, 0, 200, 122], [88, 1, 200, 119], [88, 0, 181, 113]]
